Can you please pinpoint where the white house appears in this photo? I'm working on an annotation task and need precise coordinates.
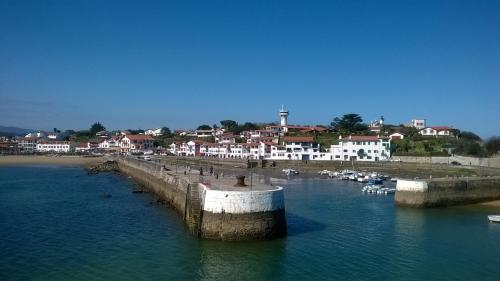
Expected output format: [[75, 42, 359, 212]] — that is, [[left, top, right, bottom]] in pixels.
[[145, 128, 164, 136], [47, 132, 58, 139], [36, 141, 74, 153], [389, 132, 405, 140], [410, 119, 426, 130], [196, 129, 214, 138], [216, 133, 236, 144], [25, 131, 46, 138], [267, 136, 320, 160], [330, 135, 391, 161], [120, 135, 155, 153], [99, 136, 121, 150], [419, 126, 453, 137]]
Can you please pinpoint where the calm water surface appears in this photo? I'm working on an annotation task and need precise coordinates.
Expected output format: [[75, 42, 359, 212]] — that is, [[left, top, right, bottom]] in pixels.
[[1, 166, 499, 280]]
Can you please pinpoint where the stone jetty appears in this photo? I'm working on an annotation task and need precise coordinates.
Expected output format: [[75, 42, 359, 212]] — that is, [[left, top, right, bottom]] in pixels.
[[395, 176, 500, 207], [114, 156, 287, 241]]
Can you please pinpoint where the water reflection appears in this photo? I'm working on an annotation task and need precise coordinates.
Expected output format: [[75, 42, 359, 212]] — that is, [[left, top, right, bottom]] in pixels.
[[197, 239, 286, 281]]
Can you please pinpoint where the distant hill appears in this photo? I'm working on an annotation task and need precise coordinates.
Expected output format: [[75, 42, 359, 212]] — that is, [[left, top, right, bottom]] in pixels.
[[0, 126, 34, 137]]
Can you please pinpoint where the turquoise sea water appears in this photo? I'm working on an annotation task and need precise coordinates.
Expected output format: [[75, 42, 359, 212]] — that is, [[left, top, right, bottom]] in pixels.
[[1, 166, 499, 281]]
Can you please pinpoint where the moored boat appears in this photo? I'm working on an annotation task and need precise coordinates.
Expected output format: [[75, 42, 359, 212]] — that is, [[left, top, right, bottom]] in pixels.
[[488, 215, 500, 223]]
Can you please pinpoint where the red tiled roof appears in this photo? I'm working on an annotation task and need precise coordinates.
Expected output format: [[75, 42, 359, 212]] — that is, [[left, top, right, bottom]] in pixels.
[[125, 134, 154, 141], [283, 136, 314, 142], [430, 126, 453, 131], [38, 141, 71, 145], [340, 136, 386, 142], [75, 142, 88, 148]]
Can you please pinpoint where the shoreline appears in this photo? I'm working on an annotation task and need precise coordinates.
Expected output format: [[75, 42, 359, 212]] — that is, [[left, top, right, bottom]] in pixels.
[[0, 155, 104, 167]]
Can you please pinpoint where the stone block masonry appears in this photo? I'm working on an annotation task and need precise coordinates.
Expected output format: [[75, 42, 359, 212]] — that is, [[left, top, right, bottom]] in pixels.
[[395, 176, 500, 207], [116, 156, 287, 240]]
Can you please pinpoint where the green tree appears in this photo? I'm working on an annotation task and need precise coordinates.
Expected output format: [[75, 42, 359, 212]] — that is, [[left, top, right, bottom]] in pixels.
[[220, 120, 238, 130], [459, 131, 481, 142], [161, 127, 171, 136], [486, 137, 500, 155], [90, 122, 106, 135], [197, 124, 212, 130], [401, 126, 419, 139], [331, 114, 368, 133]]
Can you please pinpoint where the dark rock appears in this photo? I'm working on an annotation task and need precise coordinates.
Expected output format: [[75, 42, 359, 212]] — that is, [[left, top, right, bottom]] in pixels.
[[86, 160, 119, 174]]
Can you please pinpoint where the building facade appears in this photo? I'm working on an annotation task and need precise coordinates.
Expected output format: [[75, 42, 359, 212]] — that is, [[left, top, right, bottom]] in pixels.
[[330, 136, 391, 161]]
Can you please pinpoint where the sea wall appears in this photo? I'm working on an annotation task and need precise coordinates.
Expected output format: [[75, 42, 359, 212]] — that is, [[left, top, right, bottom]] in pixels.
[[397, 155, 500, 168], [395, 176, 500, 207], [116, 157, 286, 240]]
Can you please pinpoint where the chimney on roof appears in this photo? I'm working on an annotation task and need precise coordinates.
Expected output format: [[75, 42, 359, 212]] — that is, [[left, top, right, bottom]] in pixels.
[[339, 135, 342, 140], [349, 135, 352, 140]]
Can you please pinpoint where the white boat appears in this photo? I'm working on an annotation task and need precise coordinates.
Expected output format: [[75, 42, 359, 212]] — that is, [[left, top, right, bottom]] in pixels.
[[318, 170, 331, 175], [283, 168, 299, 176], [488, 215, 500, 223], [328, 171, 339, 178], [357, 176, 369, 183]]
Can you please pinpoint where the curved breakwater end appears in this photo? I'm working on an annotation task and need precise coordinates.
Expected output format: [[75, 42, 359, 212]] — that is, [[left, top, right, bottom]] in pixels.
[[116, 157, 287, 241]]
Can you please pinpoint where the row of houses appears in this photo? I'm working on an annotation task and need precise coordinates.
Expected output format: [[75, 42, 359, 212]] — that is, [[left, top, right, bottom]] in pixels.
[[169, 135, 392, 162], [14, 134, 155, 154]]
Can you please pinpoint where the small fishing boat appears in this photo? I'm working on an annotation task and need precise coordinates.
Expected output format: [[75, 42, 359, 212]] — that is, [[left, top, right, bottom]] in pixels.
[[488, 215, 500, 223], [318, 170, 331, 175], [368, 178, 384, 185], [283, 168, 299, 176]]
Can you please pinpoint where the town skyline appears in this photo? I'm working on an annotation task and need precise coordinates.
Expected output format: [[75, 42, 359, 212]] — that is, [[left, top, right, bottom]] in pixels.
[[1, 1, 499, 137]]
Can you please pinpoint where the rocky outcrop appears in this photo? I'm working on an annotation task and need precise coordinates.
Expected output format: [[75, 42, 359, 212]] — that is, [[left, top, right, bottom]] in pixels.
[[86, 160, 119, 174]]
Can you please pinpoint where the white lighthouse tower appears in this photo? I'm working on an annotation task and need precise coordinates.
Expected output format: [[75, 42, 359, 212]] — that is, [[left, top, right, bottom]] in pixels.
[[279, 105, 289, 127]]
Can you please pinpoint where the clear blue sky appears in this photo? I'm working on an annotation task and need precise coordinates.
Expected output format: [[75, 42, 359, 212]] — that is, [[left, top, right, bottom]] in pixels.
[[1, 0, 499, 137]]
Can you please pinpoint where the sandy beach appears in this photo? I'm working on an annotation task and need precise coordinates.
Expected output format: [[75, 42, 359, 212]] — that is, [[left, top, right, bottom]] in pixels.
[[0, 155, 104, 167]]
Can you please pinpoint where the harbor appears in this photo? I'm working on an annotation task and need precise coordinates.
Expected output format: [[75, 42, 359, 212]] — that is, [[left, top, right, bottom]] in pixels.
[[2, 164, 500, 280]]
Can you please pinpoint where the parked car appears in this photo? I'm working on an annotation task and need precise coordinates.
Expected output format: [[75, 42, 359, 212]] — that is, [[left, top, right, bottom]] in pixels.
[[450, 161, 461, 166], [143, 156, 152, 161]]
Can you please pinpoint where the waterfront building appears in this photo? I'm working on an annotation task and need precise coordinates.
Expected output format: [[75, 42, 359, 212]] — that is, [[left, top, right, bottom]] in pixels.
[[267, 136, 321, 160], [99, 136, 121, 150], [120, 135, 154, 153], [74, 142, 90, 153], [330, 135, 391, 161], [419, 126, 453, 137], [17, 137, 40, 152], [36, 141, 74, 153]]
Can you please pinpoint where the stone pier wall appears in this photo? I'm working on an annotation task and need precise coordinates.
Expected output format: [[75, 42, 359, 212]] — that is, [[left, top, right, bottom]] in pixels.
[[200, 188, 286, 240], [116, 157, 286, 240], [395, 177, 500, 207]]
